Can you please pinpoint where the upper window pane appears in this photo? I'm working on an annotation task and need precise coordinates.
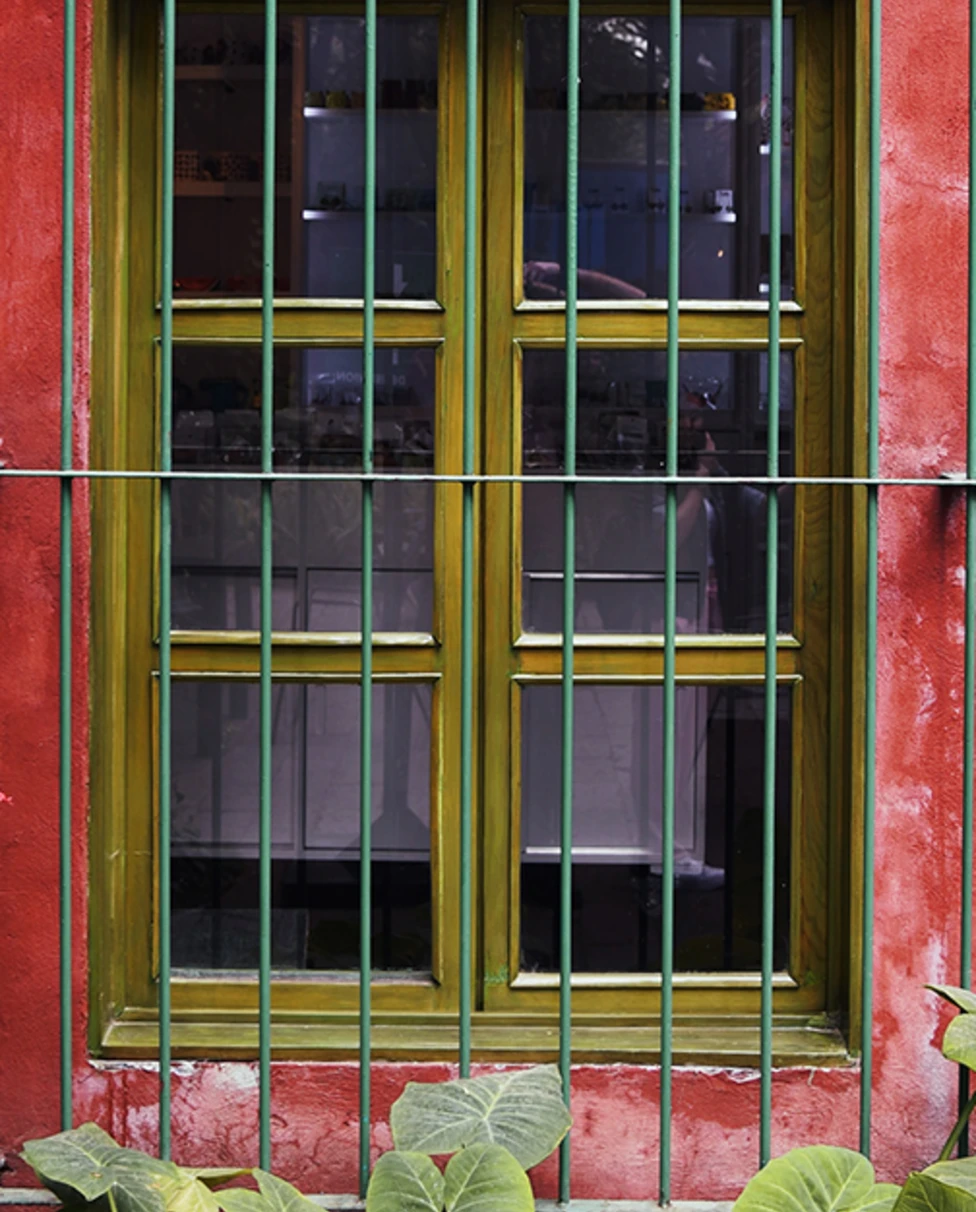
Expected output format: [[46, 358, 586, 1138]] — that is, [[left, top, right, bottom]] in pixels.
[[523, 15, 794, 302], [173, 12, 438, 299]]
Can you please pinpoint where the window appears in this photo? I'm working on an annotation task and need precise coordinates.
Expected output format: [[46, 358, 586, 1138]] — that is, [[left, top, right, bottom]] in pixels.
[[91, 0, 855, 1060]]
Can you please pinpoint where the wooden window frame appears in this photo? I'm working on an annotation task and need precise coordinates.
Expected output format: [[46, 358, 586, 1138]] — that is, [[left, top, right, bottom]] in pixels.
[[88, 0, 865, 1064]]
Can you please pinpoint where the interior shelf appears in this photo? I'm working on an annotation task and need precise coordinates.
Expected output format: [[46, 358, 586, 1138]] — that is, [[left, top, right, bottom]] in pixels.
[[302, 208, 436, 221], [303, 106, 437, 120]]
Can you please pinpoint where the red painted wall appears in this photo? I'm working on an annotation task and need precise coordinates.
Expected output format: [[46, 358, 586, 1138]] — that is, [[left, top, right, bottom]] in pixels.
[[0, 0, 973, 1198]]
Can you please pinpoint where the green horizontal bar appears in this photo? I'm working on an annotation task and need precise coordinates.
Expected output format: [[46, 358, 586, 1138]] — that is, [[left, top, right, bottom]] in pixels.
[[4, 469, 973, 487]]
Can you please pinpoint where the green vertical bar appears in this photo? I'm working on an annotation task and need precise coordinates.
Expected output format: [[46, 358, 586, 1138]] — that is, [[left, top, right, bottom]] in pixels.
[[659, 0, 680, 1200], [960, 0, 976, 1158], [760, 0, 783, 1168], [559, 0, 580, 1200], [359, 0, 377, 1195], [860, 0, 881, 1160], [458, 0, 478, 1079], [59, 0, 76, 1136], [258, 0, 277, 1175], [158, 0, 176, 1162]]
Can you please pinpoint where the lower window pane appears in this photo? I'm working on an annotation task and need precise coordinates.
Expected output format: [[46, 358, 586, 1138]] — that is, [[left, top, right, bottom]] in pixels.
[[519, 682, 791, 973], [171, 680, 433, 971]]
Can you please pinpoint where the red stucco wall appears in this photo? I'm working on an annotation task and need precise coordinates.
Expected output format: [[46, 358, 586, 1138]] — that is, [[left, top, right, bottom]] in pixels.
[[1, 0, 974, 1198]]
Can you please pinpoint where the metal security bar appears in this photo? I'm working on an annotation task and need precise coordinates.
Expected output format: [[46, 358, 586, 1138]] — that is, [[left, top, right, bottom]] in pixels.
[[359, 0, 377, 1189], [59, 0, 76, 1140], [158, 0, 176, 1160], [560, 0, 580, 1198], [860, 0, 881, 1160], [30, 0, 974, 1198]]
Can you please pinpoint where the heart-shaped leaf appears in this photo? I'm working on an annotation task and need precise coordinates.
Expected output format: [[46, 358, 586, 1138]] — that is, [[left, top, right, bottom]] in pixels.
[[928, 987, 976, 1015], [894, 1174, 976, 1212], [163, 1174, 222, 1212], [184, 1170, 252, 1191], [922, 1161, 976, 1199], [444, 1145, 533, 1212], [366, 1151, 445, 1212], [733, 1146, 875, 1212], [391, 1065, 571, 1169], [218, 1191, 266, 1212], [943, 1015, 976, 1070], [23, 1123, 120, 1202], [23, 1124, 180, 1212], [854, 1185, 903, 1212], [252, 1170, 322, 1212]]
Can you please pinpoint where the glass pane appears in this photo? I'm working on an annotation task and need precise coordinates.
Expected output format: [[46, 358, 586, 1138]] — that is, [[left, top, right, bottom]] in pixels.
[[170, 345, 435, 632], [172, 680, 433, 971], [523, 16, 794, 301], [174, 12, 438, 299], [519, 683, 792, 973], [522, 347, 794, 634]]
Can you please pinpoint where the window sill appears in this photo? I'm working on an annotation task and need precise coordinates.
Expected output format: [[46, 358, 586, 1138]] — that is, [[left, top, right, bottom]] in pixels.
[[99, 1012, 852, 1067]]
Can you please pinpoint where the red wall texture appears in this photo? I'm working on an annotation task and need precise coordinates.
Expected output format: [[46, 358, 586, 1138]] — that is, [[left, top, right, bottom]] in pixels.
[[0, 0, 973, 1198]]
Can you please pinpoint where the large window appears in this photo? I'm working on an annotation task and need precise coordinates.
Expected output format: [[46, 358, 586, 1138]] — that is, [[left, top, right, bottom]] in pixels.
[[91, 0, 855, 1060]]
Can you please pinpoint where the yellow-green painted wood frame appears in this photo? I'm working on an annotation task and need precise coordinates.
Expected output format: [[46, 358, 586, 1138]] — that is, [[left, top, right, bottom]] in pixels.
[[88, 0, 861, 1062]]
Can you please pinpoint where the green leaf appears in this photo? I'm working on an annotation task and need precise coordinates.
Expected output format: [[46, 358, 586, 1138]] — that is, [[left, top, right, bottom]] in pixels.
[[253, 1171, 321, 1212], [894, 1174, 976, 1212], [22, 1125, 180, 1212], [23, 1123, 120, 1202], [928, 986, 976, 1015], [923, 1161, 976, 1199], [444, 1145, 533, 1212], [853, 1184, 903, 1212], [390, 1065, 572, 1169], [183, 1170, 252, 1191], [218, 1191, 266, 1212], [366, 1151, 445, 1212], [162, 1174, 222, 1212], [733, 1145, 875, 1212], [943, 1015, 976, 1070]]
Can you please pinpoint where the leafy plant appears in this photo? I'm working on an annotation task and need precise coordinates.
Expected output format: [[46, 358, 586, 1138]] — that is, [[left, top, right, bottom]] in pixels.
[[366, 1065, 572, 1212], [20, 1066, 571, 1212], [928, 984, 976, 1162], [21, 1122, 324, 1212], [732, 987, 976, 1212]]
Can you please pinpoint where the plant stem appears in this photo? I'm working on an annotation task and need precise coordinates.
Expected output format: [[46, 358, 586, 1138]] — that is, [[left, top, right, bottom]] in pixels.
[[940, 1089, 976, 1161]]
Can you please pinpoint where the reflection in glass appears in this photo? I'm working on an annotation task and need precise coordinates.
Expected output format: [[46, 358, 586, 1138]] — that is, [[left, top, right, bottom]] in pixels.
[[170, 345, 435, 632], [523, 15, 794, 301], [520, 683, 791, 973], [172, 680, 432, 970], [521, 348, 794, 634], [174, 13, 437, 299]]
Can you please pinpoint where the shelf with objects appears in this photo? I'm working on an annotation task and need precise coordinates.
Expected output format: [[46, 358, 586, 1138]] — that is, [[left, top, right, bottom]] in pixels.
[[522, 16, 795, 302], [166, 14, 442, 971], [299, 29, 438, 302]]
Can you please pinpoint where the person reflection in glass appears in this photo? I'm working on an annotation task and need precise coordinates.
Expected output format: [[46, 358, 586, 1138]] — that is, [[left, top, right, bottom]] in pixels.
[[524, 260, 646, 301], [671, 391, 791, 634]]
